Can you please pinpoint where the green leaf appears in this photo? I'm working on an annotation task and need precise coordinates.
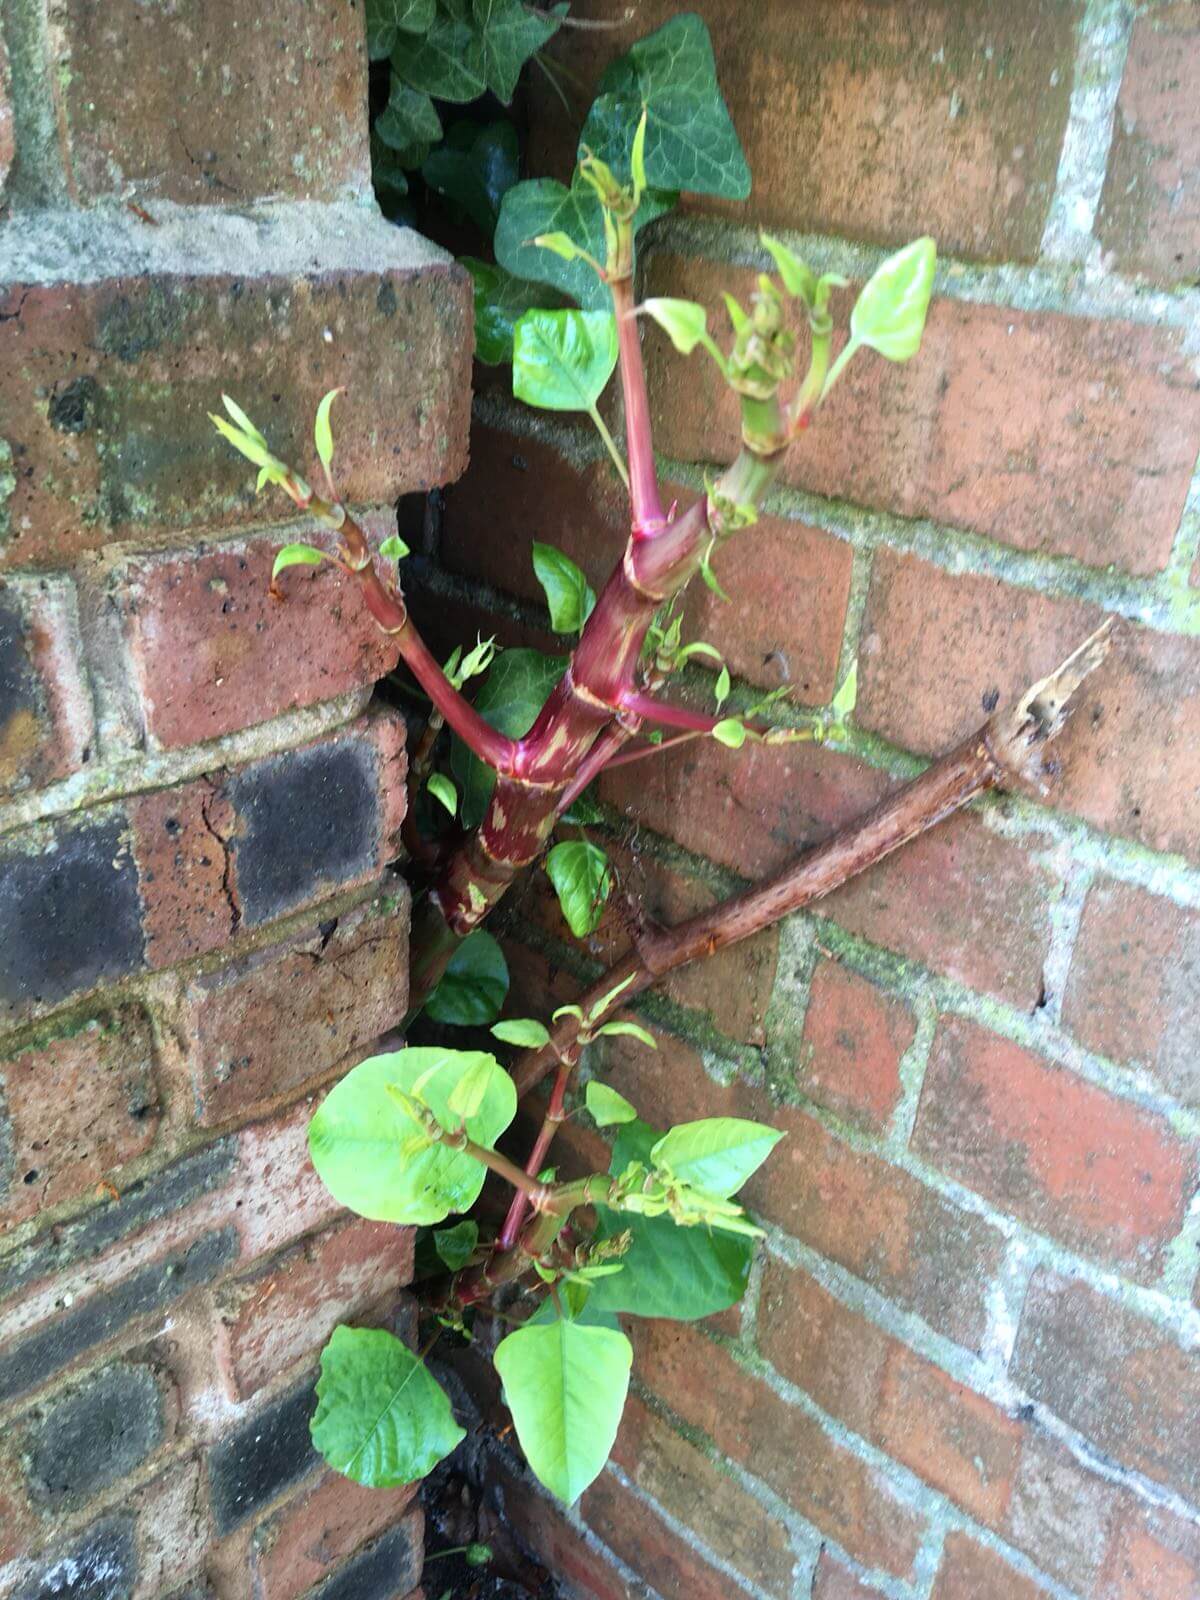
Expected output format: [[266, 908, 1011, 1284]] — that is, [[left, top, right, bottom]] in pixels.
[[308, 1046, 516, 1224], [641, 297, 712, 357], [427, 772, 457, 816], [513, 310, 618, 414], [447, 1055, 495, 1118], [712, 717, 746, 748], [491, 1017, 552, 1049], [394, 6, 487, 102], [271, 544, 327, 581], [423, 120, 519, 234], [380, 534, 411, 562], [579, 14, 750, 200], [449, 648, 567, 828], [651, 1117, 783, 1199], [473, 0, 564, 104], [850, 237, 937, 362], [376, 80, 442, 153], [595, 1020, 656, 1048], [585, 1081, 637, 1126], [426, 930, 509, 1025], [714, 664, 731, 706], [314, 387, 342, 474], [495, 177, 673, 311], [434, 1219, 480, 1271], [371, 134, 412, 198], [464, 258, 560, 367], [493, 1318, 632, 1503], [760, 233, 816, 305], [532, 543, 596, 634], [366, 0, 435, 59], [311, 1326, 464, 1486], [545, 840, 612, 939], [831, 661, 858, 721]]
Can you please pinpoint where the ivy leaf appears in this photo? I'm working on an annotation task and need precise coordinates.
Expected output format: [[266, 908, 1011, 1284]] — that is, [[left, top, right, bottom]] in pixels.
[[434, 1219, 480, 1271], [495, 177, 673, 310], [513, 310, 618, 414], [426, 772, 457, 816], [585, 1081, 637, 1127], [473, 0, 564, 104], [850, 237, 937, 362], [532, 542, 596, 633], [545, 840, 613, 938], [450, 648, 567, 828], [493, 1318, 632, 1503], [311, 1326, 464, 1486], [366, 0, 435, 60], [308, 1046, 516, 1224], [371, 134, 412, 198], [394, 6, 487, 102], [491, 1017, 552, 1049], [423, 120, 519, 234], [651, 1116, 783, 1199], [579, 14, 750, 199], [376, 80, 442, 153], [464, 258, 559, 367], [426, 930, 510, 1025], [271, 544, 327, 582]]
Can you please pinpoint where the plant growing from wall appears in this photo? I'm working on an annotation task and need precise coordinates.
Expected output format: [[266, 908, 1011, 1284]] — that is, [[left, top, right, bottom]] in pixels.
[[213, 13, 1113, 1511]]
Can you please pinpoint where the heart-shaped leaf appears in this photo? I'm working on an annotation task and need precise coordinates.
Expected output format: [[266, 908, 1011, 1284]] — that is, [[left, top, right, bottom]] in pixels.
[[464, 258, 561, 367], [491, 1017, 552, 1049], [532, 542, 596, 634], [426, 929, 509, 1025], [376, 80, 442, 153], [585, 1081, 638, 1127], [308, 1046, 516, 1225], [545, 840, 613, 938], [473, 0, 564, 104], [434, 1219, 480, 1271], [311, 1326, 464, 1485], [366, 0, 435, 60], [394, 7, 487, 102], [850, 237, 937, 362], [651, 1116, 782, 1198], [513, 310, 618, 413]]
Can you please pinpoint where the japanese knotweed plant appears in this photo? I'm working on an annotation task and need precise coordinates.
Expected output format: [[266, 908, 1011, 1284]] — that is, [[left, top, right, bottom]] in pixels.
[[211, 14, 1113, 1512]]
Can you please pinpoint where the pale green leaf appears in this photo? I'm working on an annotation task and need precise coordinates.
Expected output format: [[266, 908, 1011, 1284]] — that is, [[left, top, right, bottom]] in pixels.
[[642, 296, 709, 355], [426, 930, 509, 1026], [311, 1326, 464, 1486], [271, 544, 327, 581], [491, 1017, 552, 1049], [651, 1116, 783, 1198], [427, 772, 457, 816], [513, 310, 617, 413], [380, 534, 411, 562], [831, 661, 858, 721], [314, 387, 342, 472], [447, 1055, 494, 1119], [712, 717, 746, 748], [760, 233, 816, 304], [221, 394, 269, 450], [851, 237, 937, 362], [545, 840, 613, 938], [714, 664, 731, 706], [532, 542, 596, 633], [596, 1020, 657, 1048], [585, 1081, 638, 1127]]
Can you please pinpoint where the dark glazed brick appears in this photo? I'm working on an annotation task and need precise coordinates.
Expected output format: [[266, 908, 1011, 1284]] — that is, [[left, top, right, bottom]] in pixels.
[[0, 1137, 236, 1303], [24, 1361, 166, 1510], [310, 1522, 423, 1600], [208, 1377, 319, 1533], [0, 815, 144, 1018], [0, 1229, 236, 1404], [13, 1516, 136, 1600], [227, 742, 379, 926], [0, 589, 41, 750]]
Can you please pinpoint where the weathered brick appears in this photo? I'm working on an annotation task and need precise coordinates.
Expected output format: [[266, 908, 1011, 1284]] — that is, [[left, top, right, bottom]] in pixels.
[[46, 0, 369, 203], [208, 1375, 319, 1534], [931, 1532, 1053, 1600], [797, 959, 914, 1130], [608, 1394, 796, 1597], [915, 1016, 1195, 1277], [1003, 1431, 1119, 1594], [0, 1229, 235, 1405], [18, 1358, 174, 1511], [0, 574, 93, 797], [304, 1515, 424, 1600], [1097, 1498, 1200, 1600], [600, 738, 1056, 1009], [177, 881, 409, 1127], [215, 1216, 413, 1400], [530, 0, 1074, 262], [0, 1006, 159, 1228], [252, 1471, 419, 1600], [642, 254, 1200, 575], [108, 510, 401, 750], [1097, 5, 1200, 283], [1062, 880, 1200, 1105], [856, 550, 1200, 863], [492, 1455, 636, 1600], [812, 1552, 886, 1600], [10, 1514, 137, 1600], [0, 227, 471, 566], [630, 1321, 927, 1577], [1012, 1269, 1200, 1505], [0, 25, 12, 196]]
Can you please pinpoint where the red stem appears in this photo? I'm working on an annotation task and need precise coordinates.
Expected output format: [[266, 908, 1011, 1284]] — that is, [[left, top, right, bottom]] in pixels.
[[619, 691, 727, 733], [498, 1055, 573, 1250], [602, 729, 705, 769], [611, 274, 665, 536]]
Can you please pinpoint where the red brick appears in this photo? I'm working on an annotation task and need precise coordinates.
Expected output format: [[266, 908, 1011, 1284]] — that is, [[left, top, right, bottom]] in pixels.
[[109, 511, 401, 750], [915, 1016, 1195, 1277], [1012, 1270, 1200, 1506], [0, 574, 94, 798], [1062, 880, 1200, 1105], [608, 1395, 796, 1597], [1097, 5, 1200, 283], [631, 1321, 927, 1578], [1002, 1432, 1119, 1594], [931, 1533, 1053, 1600], [493, 1456, 637, 1600], [177, 881, 409, 1126], [751, 1105, 1006, 1349], [813, 1551, 886, 1600], [643, 255, 1200, 575], [857, 550, 1200, 863], [0, 247, 471, 567], [531, 0, 1074, 262], [47, 0, 368, 203], [253, 1476, 421, 1600], [215, 1216, 413, 1400], [1097, 1499, 1200, 1600], [229, 1097, 346, 1261], [600, 737, 1056, 1009], [582, 1470, 762, 1600], [0, 1006, 159, 1228], [797, 959, 914, 1130]]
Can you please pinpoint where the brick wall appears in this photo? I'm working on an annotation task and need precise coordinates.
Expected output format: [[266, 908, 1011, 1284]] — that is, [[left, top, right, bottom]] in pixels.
[[424, 3, 1200, 1598], [0, 0, 470, 1594]]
